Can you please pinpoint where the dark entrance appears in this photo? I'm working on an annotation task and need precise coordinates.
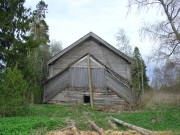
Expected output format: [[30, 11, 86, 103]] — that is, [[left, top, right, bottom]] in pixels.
[[83, 95, 90, 103]]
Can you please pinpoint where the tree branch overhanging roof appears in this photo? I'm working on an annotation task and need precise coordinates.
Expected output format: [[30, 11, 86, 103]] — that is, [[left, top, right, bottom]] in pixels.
[[47, 32, 133, 65]]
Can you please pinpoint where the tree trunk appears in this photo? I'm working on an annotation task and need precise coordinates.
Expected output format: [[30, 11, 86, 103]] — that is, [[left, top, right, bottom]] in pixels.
[[106, 118, 118, 130], [89, 120, 104, 135], [110, 116, 154, 135]]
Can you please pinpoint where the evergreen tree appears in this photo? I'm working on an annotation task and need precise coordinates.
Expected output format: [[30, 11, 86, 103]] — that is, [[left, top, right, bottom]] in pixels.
[[30, 0, 49, 45], [0, 66, 29, 116], [132, 47, 149, 98], [0, 0, 56, 104], [29, 0, 51, 77], [21, 0, 51, 103], [0, 0, 38, 70]]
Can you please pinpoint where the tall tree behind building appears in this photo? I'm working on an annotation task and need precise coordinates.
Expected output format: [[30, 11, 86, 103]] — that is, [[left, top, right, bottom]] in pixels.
[[21, 0, 51, 103], [116, 28, 132, 57], [152, 61, 180, 90], [128, 0, 180, 63], [49, 40, 62, 57], [0, 0, 38, 70], [132, 47, 149, 99]]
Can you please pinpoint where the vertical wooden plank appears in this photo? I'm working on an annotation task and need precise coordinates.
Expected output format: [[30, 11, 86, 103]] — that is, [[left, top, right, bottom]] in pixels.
[[88, 54, 94, 109], [49, 65, 53, 78], [141, 59, 144, 99]]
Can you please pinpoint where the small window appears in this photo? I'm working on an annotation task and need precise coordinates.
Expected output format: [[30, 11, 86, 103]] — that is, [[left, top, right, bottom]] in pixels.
[[83, 95, 90, 103]]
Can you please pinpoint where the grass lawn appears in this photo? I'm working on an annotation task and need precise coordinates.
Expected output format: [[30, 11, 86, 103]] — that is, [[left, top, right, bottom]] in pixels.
[[0, 104, 180, 135]]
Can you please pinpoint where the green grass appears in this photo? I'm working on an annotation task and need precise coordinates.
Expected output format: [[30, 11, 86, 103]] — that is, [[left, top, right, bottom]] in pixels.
[[0, 104, 180, 135]]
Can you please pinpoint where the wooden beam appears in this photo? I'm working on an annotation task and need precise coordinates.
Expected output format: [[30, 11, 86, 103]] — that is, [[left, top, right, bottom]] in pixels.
[[87, 54, 94, 109], [106, 118, 118, 130], [89, 120, 104, 135], [110, 117, 154, 135]]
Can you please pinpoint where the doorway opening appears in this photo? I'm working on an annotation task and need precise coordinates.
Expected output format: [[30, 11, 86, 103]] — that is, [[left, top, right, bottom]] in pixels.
[[83, 95, 90, 103]]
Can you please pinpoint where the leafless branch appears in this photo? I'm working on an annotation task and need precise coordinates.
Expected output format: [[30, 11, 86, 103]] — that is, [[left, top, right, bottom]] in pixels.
[[166, 0, 174, 12], [170, 3, 175, 17], [128, 0, 180, 61], [168, 41, 180, 56], [172, 8, 180, 20]]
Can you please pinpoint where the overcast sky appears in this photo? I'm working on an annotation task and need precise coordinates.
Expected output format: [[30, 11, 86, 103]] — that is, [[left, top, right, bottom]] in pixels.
[[25, 0, 165, 81]]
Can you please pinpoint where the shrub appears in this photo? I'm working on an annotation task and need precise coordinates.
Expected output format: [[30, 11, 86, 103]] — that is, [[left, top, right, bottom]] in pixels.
[[0, 66, 29, 116]]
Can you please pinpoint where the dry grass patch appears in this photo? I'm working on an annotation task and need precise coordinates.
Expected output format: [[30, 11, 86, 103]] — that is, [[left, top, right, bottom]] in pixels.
[[143, 90, 180, 108]]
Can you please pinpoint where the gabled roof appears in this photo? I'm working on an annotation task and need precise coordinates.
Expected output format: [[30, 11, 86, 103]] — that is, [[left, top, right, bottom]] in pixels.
[[44, 53, 133, 103], [47, 32, 133, 65], [45, 53, 131, 87]]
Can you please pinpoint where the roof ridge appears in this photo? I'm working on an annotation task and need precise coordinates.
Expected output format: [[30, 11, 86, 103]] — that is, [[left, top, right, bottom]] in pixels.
[[47, 32, 133, 65]]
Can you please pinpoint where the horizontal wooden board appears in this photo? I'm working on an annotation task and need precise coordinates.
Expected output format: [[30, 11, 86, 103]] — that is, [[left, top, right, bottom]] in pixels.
[[49, 87, 129, 109]]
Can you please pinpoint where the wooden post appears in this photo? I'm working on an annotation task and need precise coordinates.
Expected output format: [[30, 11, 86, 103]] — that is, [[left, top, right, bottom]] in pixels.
[[141, 58, 144, 99], [135, 58, 141, 91], [87, 54, 94, 109]]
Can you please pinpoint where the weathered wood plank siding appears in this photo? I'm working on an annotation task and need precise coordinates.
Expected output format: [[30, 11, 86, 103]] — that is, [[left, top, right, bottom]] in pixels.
[[49, 88, 129, 109], [93, 89, 129, 109], [46, 70, 133, 108], [44, 33, 134, 110], [44, 65, 134, 106], [69, 67, 105, 88], [106, 72, 134, 104], [49, 39, 131, 80], [43, 69, 69, 102]]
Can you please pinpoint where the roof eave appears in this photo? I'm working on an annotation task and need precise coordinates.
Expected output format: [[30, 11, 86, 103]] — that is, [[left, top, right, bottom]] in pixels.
[[47, 32, 133, 65]]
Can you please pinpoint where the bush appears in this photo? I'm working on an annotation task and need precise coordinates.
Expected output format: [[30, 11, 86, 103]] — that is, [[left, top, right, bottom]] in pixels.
[[0, 66, 29, 116]]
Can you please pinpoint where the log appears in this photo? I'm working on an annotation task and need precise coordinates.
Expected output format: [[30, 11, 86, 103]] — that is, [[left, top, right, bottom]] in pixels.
[[59, 126, 74, 131], [89, 120, 104, 135], [106, 118, 118, 130], [68, 119, 76, 127], [109, 116, 154, 135], [61, 118, 80, 135]]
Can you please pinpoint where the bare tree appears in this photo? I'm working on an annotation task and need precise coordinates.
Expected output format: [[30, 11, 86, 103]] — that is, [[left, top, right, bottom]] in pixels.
[[152, 61, 178, 88], [49, 40, 62, 57], [116, 29, 133, 56], [128, 0, 180, 62]]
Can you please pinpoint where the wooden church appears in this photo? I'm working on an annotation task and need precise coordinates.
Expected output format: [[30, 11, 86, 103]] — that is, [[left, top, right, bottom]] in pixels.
[[43, 32, 135, 110]]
